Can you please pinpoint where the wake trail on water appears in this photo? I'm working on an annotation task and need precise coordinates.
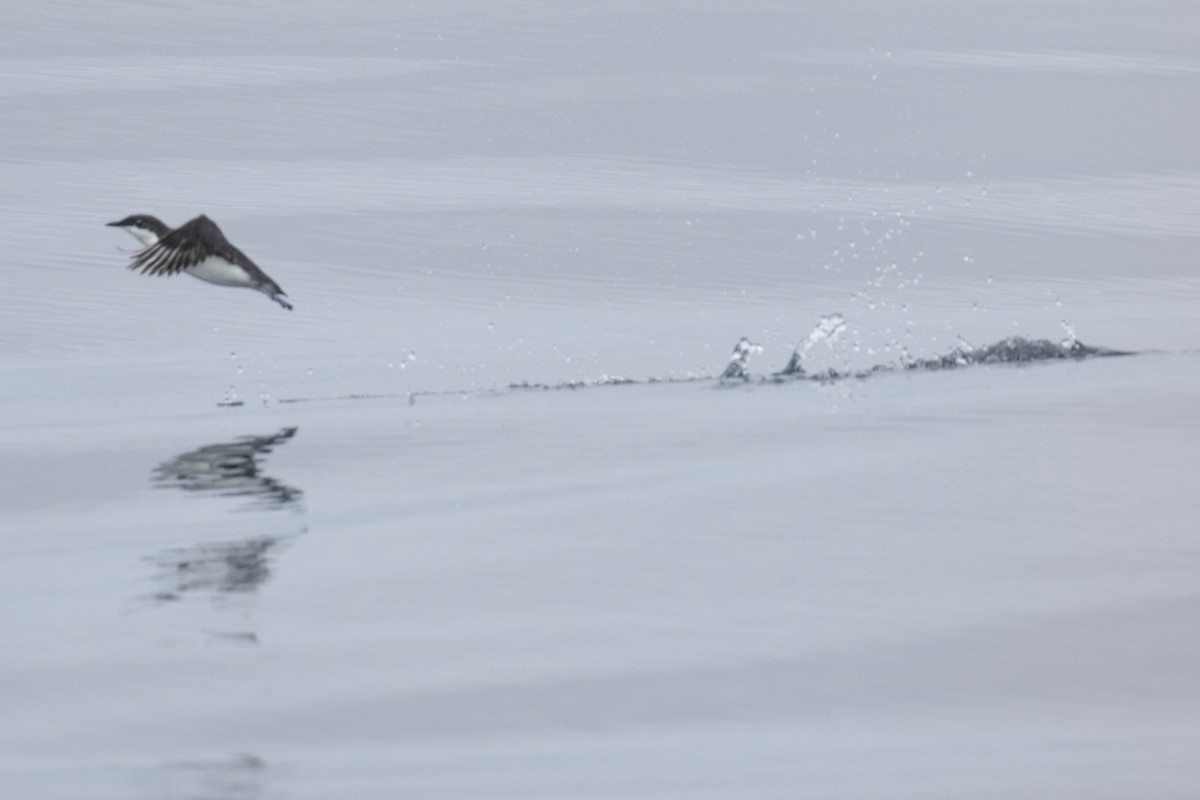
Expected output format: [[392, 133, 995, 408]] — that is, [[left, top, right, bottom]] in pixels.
[[269, 315, 1134, 407]]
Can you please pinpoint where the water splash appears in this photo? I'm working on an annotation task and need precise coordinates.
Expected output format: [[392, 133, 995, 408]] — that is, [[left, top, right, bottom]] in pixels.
[[952, 335, 975, 365], [1060, 320, 1078, 350], [220, 385, 243, 407], [779, 313, 847, 375], [219, 351, 245, 406], [721, 337, 763, 380]]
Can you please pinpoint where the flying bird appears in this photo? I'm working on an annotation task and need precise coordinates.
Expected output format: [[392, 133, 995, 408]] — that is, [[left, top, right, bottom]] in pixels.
[[107, 214, 292, 310]]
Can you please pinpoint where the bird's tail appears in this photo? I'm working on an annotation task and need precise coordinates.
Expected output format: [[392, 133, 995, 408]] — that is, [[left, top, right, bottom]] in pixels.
[[257, 281, 293, 311]]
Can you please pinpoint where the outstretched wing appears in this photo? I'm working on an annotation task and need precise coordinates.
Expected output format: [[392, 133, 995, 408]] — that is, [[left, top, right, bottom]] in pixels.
[[129, 215, 228, 277]]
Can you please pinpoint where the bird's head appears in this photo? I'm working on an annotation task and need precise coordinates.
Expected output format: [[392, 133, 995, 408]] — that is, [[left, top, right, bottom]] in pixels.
[[107, 214, 170, 246]]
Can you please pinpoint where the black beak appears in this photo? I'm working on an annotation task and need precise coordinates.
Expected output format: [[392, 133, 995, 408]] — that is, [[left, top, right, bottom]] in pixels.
[[106, 220, 124, 227]]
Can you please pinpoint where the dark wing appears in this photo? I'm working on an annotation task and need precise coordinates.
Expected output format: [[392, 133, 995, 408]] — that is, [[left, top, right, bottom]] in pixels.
[[129, 215, 230, 277], [214, 234, 286, 295], [218, 241, 273, 282]]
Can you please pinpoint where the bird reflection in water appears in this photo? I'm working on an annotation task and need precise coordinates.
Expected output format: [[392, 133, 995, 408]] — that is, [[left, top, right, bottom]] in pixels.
[[148, 427, 302, 605], [154, 427, 301, 510]]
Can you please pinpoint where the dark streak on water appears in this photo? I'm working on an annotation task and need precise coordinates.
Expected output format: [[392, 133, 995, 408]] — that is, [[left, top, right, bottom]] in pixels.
[[269, 337, 1136, 406], [768, 336, 1134, 384], [512, 336, 1134, 391]]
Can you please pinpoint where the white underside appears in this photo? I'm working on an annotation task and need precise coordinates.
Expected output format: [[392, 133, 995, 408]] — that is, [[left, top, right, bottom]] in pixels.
[[186, 256, 255, 288], [127, 228, 159, 247]]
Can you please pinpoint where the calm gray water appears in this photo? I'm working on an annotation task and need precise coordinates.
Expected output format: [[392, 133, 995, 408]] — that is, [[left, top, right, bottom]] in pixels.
[[2, 2, 1199, 798]]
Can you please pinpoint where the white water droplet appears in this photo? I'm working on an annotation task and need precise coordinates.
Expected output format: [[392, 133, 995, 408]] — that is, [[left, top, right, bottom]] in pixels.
[[1060, 320, 1077, 349]]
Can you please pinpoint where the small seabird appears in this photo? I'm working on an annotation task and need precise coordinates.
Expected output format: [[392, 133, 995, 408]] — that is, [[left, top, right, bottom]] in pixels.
[[107, 214, 293, 310]]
